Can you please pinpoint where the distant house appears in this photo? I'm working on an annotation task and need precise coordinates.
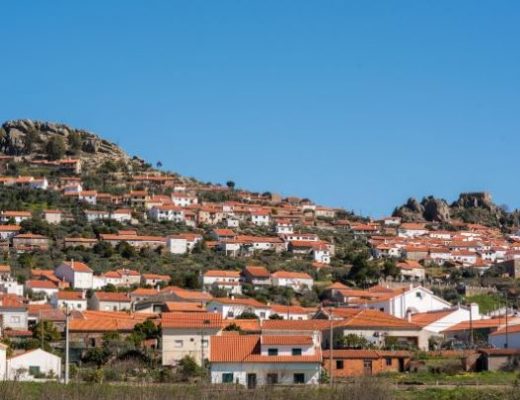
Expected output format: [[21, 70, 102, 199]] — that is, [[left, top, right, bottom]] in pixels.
[[142, 273, 170, 287], [55, 260, 94, 290], [202, 270, 242, 295], [89, 292, 132, 311], [397, 260, 426, 280], [51, 291, 87, 310], [111, 208, 132, 223], [242, 265, 271, 286], [171, 193, 198, 207], [85, 210, 110, 222], [79, 190, 98, 205], [398, 223, 428, 238], [25, 280, 59, 298], [43, 210, 63, 225], [0, 294, 28, 330], [167, 233, 202, 254], [208, 297, 271, 320], [149, 205, 185, 223], [162, 312, 222, 366], [12, 233, 50, 252], [271, 271, 314, 292], [209, 335, 322, 387], [0, 211, 31, 224], [275, 220, 294, 234], [0, 225, 21, 240], [250, 209, 271, 226], [6, 348, 62, 381]]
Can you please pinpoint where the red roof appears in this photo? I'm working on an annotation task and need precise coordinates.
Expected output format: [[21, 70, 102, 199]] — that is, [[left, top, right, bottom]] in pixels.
[[271, 271, 312, 280], [210, 335, 321, 363], [244, 265, 270, 278], [161, 312, 223, 329], [61, 260, 93, 273], [94, 292, 131, 302]]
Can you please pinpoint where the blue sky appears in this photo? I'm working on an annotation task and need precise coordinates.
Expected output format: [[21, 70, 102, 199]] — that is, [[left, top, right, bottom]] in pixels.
[[1, 1, 519, 217]]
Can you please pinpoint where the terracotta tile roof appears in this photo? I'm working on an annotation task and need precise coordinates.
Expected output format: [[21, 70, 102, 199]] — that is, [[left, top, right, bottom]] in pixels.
[[271, 271, 312, 280], [244, 266, 270, 278], [210, 335, 321, 363], [69, 319, 138, 332], [61, 261, 93, 273], [131, 288, 159, 296], [164, 302, 206, 312], [26, 279, 58, 289], [0, 264, 10, 273], [204, 270, 241, 278], [337, 309, 420, 330], [223, 319, 261, 332], [210, 297, 269, 308], [142, 273, 170, 281], [0, 294, 26, 309], [410, 309, 456, 327], [262, 335, 313, 345], [160, 286, 213, 302], [56, 291, 85, 300], [161, 312, 223, 329], [0, 225, 21, 232], [94, 292, 131, 302], [442, 317, 519, 333], [262, 319, 333, 331], [490, 323, 520, 336], [322, 349, 412, 359]]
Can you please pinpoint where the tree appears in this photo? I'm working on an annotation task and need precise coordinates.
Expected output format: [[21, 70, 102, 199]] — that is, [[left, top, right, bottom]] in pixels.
[[236, 311, 258, 320], [45, 136, 66, 160], [23, 130, 40, 154], [226, 180, 235, 191], [337, 334, 373, 349], [116, 241, 136, 258], [269, 313, 283, 320], [68, 132, 82, 154], [177, 356, 205, 381], [382, 259, 400, 279], [32, 320, 60, 351]]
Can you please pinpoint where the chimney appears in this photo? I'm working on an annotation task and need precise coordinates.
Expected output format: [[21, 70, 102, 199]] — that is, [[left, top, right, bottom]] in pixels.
[[470, 303, 479, 318], [406, 311, 412, 323]]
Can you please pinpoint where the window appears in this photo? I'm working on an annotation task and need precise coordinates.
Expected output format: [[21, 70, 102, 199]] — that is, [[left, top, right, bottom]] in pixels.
[[28, 366, 40, 376], [379, 308, 384, 312], [268, 348, 278, 356], [385, 357, 392, 366], [260, 312, 266, 319], [291, 348, 302, 356], [227, 311, 234, 318], [202, 339, 208, 348], [9, 316, 20, 323], [293, 373, 305, 384], [222, 373, 234, 383], [415, 292, 422, 299], [174, 340, 183, 348], [336, 360, 344, 370], [266, 373, 278, 385]]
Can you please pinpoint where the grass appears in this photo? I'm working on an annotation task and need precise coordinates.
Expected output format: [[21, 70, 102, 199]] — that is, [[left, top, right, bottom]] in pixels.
[[465, 294, 502, 314], [387, 371, 518, 385]]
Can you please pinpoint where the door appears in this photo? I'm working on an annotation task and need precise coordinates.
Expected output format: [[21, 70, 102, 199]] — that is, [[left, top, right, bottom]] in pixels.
[[363, 359, 373, 376], [247, 373, 257, 389], [398, 358, 405, 372]]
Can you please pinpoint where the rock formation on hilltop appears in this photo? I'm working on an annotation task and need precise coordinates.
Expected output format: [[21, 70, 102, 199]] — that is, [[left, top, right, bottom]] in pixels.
[[393, 192, 519, 228], [0, 119, 140, 169]]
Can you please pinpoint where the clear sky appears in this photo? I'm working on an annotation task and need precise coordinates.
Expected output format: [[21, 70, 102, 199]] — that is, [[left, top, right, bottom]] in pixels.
[[1, 1, 519, 217]]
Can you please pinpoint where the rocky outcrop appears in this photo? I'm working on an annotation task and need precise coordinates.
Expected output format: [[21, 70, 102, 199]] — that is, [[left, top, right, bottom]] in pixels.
[[393, 192, 518, 228], [0, 119, 136, 169]]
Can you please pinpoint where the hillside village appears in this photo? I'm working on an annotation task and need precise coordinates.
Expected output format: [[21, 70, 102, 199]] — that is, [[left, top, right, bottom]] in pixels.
[[0, 120, 520, 386]]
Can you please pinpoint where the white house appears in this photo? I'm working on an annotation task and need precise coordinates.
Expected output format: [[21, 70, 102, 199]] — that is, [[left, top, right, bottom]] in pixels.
[[171, 193, 198, 207], [0, 211, 31, 224], [167, 233, 202, 254], [85, 210, 110, 223], [54, 260, 93, 289], [397, 260, 425, 281], [250, 210, 270, 226], [51, 291, 87, 310], [7, 348, 61, 381], [275, 220, 294, 234], [110, 208, 133, 223], [398, 223, 429, 238], [88, 292, 132, 311], [313, 244, 331, 264], [25, 280, 58, 298], [0, 294, 28, 330], [271, 271, 314, 292], [78, 190, 97, 205], [363, 285, 452, 319], [202, 270, 242, 295], [411, 304, 481, 334], [208, 298, 272, 320], [149, 205, 185, 223], [209, 335, 321, 387]]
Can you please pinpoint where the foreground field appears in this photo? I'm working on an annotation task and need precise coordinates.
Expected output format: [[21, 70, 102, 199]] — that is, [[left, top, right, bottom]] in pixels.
[[2, 380, 520, 400]]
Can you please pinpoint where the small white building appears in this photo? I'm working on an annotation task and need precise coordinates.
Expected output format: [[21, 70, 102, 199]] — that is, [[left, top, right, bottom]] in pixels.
[[208, 298, 271, 320], [110, 208, 133, 223], [7, 348, 62, 381], [210, 335, 321, 387], [25, 280, 58, 298], [85, 210, 110, 223], [79, 190, 97, 205], [251, 210, 271, 226], [167, 233, 202, 254], [88, 292, 132, 311], [51, 291, 87, 310], [202, 270, 242, 295], [55, 260, 93, 290], [149, 205, 185, 223], [271, 271, 314, 292], [363, 285, 452, 319], [411, 304, 481, 335], [171, 194, 198, 207]]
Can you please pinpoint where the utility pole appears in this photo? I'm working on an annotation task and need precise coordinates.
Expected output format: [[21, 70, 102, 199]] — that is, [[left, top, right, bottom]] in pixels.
[[65, 304, 70, 384], [329, 308, 334, 387], [505, 298, 509, 349], [469, 305, 474, 348], [40, 310, 44, 349]]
